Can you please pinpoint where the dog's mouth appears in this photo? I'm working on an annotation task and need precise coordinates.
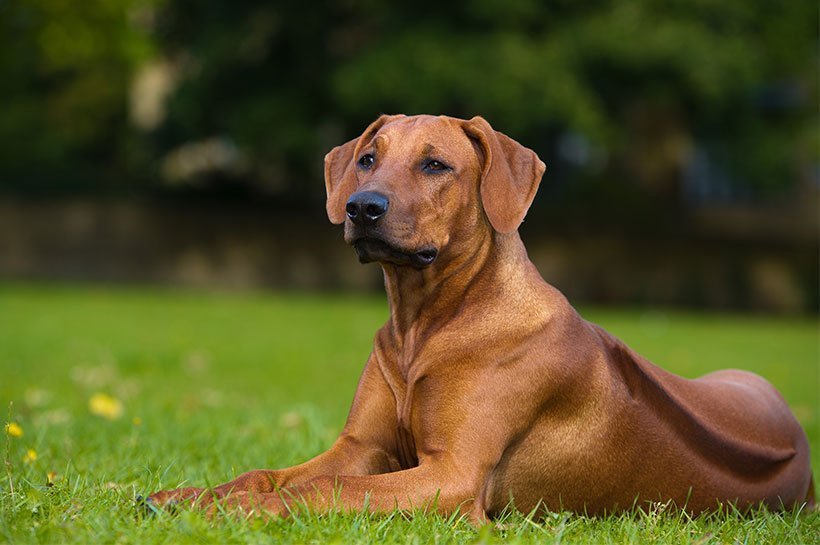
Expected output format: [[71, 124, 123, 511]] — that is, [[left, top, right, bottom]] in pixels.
[[352, 237, 438, 268]]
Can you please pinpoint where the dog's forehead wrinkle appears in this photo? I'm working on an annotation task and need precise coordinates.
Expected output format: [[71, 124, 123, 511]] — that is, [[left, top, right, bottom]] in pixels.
[[377, 117, 472, 157], [371, 134, 389, 154]]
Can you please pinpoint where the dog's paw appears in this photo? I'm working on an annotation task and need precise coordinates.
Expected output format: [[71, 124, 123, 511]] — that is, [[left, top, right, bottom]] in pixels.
[[143, 487, 206, 512], [204, 491, 288, 519]]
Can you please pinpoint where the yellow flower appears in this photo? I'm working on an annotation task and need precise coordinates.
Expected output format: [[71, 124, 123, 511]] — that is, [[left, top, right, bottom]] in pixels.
[[4, 422, 23, 438], [23, 449, 37, 463], [89, 393, 123, 420], [132, 416, 142, 426], [47, 471, 58, 486]]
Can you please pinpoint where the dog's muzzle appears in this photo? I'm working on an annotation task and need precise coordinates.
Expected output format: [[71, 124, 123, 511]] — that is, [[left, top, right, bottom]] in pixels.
[[346, 191, 389, 227]]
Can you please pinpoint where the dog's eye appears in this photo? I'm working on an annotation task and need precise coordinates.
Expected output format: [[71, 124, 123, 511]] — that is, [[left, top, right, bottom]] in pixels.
[[358, 154, 375, 169], [423, 159, 450, 172]]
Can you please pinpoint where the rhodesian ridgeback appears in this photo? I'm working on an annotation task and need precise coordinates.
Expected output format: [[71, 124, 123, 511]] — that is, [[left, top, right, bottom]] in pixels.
[[149, 114, 814, 520]]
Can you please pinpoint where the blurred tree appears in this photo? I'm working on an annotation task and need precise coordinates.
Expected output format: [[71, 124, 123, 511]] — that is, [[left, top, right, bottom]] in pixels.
[[0, 0, 160, 191], [0, 0, 816, 208]]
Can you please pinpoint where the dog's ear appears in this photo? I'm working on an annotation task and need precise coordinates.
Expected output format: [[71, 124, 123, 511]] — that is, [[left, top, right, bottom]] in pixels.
[[324, 114, 403, 224], [463, 116, 546, 234]]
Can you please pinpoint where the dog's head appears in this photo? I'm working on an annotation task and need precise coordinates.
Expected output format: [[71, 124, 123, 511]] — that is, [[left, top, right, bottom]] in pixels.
[[324, 114, 545, 268]]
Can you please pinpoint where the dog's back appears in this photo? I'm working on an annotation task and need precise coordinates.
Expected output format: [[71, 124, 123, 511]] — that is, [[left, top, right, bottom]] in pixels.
[[592, 323, 814, 511]]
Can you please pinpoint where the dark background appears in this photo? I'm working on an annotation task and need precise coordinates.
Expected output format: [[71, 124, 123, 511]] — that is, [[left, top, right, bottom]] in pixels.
[[1, 0, 817, 312]]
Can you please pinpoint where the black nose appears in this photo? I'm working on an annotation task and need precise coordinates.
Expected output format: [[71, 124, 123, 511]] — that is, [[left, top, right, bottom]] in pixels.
[[346, 191, 389, 226]]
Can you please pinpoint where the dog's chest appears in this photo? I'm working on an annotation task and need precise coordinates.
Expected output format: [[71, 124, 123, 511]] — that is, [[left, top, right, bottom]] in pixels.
[[396, 423, 418, 469], [375, 322, 469, 465], [375, 336, 432, 465], [380, 364, 421, 468], [392, 370, 425, 469], [383, 359, 418, 437]]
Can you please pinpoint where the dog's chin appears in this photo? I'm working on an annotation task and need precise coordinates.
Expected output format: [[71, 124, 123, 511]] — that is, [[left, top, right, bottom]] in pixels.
[[351, 237, 438, 268]]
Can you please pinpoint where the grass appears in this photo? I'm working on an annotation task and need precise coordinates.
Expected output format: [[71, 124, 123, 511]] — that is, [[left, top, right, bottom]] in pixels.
[[0, 282, 817, 544]]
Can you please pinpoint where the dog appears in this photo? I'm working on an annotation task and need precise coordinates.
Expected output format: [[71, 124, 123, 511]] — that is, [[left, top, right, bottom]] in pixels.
[[148, 114, 814, 521]]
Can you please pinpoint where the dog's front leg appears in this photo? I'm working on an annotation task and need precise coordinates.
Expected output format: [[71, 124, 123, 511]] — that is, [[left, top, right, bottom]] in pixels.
[[147, 433, 397, 508], [147, 357, 401, 509], [202, 459, 488, 523]]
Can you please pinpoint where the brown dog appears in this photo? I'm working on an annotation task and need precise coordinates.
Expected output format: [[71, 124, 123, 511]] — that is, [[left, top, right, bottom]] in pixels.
[[149, 114, 814, 520]]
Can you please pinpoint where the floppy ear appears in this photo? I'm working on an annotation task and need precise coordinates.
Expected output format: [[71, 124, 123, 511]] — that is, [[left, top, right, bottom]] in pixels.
[[324, 114, 403, 224], [463, 116, 546, 233]]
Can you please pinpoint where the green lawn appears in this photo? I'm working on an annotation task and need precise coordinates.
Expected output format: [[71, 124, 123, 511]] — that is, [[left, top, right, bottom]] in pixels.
[[0, 283, 817, 544]]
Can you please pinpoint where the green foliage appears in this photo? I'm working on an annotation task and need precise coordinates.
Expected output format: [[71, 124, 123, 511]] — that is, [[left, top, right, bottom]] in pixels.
[[0, 0, 816, 199], [0, 0, 160, 189], [0, 283, 818, 543]]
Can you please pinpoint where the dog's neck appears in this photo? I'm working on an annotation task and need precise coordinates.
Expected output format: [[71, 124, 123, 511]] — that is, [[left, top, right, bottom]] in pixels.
[[380, 230, 535, 351]]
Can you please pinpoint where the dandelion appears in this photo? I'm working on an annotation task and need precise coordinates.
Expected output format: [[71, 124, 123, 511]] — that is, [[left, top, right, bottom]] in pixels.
[[23, 449, 37, 463], [89, 393, 123, 420], [24, 388, 51, 408], [46, 471, 58, 487], [4, 422, 23, 438], [132, 417, 142, 426], [279, 411, 303, 429]]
